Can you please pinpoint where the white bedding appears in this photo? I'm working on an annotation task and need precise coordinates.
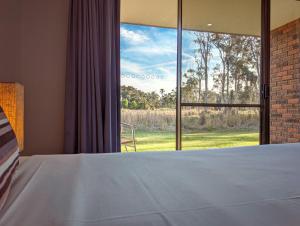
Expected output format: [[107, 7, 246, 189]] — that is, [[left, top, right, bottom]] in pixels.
[[1, 143, 300, 226]]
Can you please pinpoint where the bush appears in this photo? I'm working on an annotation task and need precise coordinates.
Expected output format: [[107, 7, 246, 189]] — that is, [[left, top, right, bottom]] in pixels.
[[121, 108, 259, 132]]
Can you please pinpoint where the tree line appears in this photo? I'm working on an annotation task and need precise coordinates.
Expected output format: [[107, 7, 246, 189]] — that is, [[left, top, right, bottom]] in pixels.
[[182, 32, 260, 104], [121, 86, 176, 110]]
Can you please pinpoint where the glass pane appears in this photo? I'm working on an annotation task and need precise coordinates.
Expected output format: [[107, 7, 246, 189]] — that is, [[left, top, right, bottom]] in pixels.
[[182, 107, 260, 150], [182, 0, 261, 104], [120, 0, 177, 152], [270, 0, 300, 144]]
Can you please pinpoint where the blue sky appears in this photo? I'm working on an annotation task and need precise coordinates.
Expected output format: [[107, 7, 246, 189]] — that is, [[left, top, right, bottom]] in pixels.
[[120, 24, 218, 93], [121, 24, 196, 93]]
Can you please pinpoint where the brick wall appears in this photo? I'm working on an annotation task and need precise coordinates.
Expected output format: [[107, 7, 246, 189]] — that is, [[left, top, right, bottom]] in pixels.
[[270, 18, 300, 143]]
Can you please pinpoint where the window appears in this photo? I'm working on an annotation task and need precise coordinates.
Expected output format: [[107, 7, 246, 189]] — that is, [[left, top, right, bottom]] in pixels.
[[120, 0, 178, 152], [120, 0, 269, 152], [181, 0, 262, 150]]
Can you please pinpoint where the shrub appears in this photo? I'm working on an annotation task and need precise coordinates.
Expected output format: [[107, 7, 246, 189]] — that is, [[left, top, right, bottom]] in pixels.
[[121, 108, 259, 132]]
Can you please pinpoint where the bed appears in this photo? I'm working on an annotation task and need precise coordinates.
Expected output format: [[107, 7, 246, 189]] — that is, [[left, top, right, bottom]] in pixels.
[[1, 143, 300, 226]]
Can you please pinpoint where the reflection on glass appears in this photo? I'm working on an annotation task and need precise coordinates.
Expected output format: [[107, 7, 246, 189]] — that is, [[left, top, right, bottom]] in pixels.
[[182, 107, 260, 150], [182, 0, 261, 104], [182, 32, 261, 104], [120, 1, 177, 152], [181, 0, 261, 150]]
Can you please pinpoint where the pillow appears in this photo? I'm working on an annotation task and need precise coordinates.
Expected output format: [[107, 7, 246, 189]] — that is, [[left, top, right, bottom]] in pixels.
[[0, 106, 19, 210]]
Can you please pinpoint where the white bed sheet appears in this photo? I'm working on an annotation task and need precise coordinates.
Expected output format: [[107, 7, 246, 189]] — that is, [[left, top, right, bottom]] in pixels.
[[1, 143, 300, 226]]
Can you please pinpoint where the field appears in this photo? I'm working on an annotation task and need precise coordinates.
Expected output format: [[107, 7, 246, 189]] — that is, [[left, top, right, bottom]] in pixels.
[[122, 130, 259, 152], [121, 108, 260, 152]]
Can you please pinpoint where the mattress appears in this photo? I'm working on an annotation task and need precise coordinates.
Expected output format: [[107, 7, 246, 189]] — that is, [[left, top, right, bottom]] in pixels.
[[1, 143, 300, 226]]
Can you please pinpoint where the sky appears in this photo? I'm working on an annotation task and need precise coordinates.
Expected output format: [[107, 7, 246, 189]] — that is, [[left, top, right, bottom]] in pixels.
[[120, 23, 221, 94], [121, 23, 196, 93]]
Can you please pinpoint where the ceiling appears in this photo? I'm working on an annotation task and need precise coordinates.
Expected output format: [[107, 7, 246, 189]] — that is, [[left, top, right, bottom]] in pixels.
[[121, 0, 300, 36], [271, 0, 300, 30]]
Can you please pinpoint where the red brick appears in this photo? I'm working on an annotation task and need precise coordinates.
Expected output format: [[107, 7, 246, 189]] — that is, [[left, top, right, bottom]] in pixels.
[[270, 18, 300, 144], [288, 98, 299, 104]]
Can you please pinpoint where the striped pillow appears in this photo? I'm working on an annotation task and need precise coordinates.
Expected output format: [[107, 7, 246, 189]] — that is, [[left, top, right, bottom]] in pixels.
[[0, 106, 19, 210]]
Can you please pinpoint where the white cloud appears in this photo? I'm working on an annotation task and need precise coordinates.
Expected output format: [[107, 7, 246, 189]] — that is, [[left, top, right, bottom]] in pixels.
[[121, 59, 145, 75], [121, 60, 177, 93], [120, 25, 190, 93], [121, 75, 176, 93], [125, 46, 176, 56], [157, 67, 175, 78], [120, 28, 149, 43], [121, 59, 202, 93], [124, 45, 194, 59], [141, 60, 176, 70]]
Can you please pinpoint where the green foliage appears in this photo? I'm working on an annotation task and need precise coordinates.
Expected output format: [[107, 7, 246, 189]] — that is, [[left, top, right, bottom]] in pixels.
[[129, 100, 138, 109], [182, 32, 261, 105], [122, 98, 129, 108], [121, 85, 176, 110]]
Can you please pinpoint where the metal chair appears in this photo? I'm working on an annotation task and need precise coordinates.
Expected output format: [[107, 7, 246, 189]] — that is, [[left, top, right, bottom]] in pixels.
[[121, 122, 137, 152]]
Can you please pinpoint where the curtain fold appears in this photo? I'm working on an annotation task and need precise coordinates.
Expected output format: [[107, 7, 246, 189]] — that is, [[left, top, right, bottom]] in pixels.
[[64, 0, 120, 154]]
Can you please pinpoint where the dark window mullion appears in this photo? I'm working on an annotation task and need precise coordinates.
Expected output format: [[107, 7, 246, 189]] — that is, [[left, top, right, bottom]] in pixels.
[[260, 0, 271, 144], [176, 0, 183, 150], [181, 103, 261, 108]]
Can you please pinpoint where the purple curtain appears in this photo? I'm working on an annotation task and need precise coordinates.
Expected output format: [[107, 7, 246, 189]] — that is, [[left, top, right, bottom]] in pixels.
[[64, 0, 120, 154]]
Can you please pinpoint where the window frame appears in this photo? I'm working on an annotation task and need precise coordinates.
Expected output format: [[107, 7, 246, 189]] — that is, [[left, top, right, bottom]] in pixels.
[[175, 0, 270, 149]]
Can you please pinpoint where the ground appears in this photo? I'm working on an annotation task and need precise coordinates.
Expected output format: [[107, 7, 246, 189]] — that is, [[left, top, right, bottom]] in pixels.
[[121, 130, 259, 152]]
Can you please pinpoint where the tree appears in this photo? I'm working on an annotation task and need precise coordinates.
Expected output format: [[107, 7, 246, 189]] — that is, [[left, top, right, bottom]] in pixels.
[[212, 33, 235, 103], [129, 100, 138, 109], [121, 85, 163, 110], [160, 89, 165, 97], [194, 32, 213, 104], [122, 98, 129, 108], [212, 34, 260, 104], [182, 69, 202, 103], [245, 36, 261, 103], [161, 89, 176, 108], [181, 32, 214, 105]]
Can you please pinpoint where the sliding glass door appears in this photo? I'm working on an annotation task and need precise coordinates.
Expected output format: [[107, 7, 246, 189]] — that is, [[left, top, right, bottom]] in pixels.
[[180, 0, 262, 150], [120, 0, 178, 152], [120, 0, 268, 152]]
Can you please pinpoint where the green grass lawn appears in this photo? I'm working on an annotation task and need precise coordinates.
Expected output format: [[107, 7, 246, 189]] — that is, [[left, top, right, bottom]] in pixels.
[[122, 130, 259, 152]]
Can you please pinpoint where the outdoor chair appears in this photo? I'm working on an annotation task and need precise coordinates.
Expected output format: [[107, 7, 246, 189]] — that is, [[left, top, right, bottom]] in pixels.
[[121, 122, 137, 152]]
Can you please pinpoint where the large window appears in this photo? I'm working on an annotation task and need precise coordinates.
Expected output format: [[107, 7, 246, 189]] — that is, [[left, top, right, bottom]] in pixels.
[[180, 0, 262, 150], [120, 0, 178, 152], [120, 0, 268, 152]]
